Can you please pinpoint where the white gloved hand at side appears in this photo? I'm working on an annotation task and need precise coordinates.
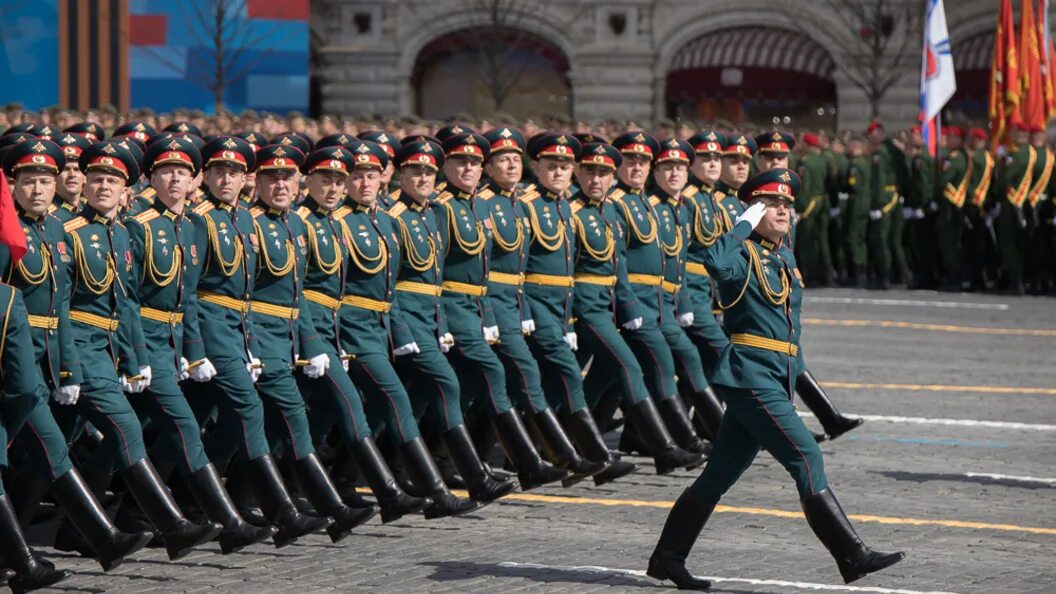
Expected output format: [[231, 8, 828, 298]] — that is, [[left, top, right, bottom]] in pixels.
[[677, 312, 695, 328], [188, 358, 218, 382], [562, 332, 578, 352], [393, 342, 420, 357], [622, 317, 643, 331], [520, 319, 535, 335], [52, 384, 80, 406], [302, 353, 330, 378]]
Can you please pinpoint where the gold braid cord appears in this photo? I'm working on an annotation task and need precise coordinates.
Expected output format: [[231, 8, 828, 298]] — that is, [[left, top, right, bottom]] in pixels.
[[71, 232, 115, 295], [254, 221, 296, 278], [306, 222, 342, 275], [690, 197, 723, 247], [573, 215, 614, 262], [445, 202, 486, 255], [17, 241, 51, 285], [490, 212, 524, 253], [204, 214, 243, 277], [141, 224, 181, 287], [615, 197, 658, 244], [396, 217, 436, 272], [716, 240, 790, 310], [526, 203, 564, 252], [341, 219, 387, 274]]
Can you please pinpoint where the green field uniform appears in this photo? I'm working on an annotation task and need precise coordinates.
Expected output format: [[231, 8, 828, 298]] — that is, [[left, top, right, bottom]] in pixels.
[[826, 150, 849, 279], [996, 143, 1036, 291], [937, 147, 969, 285], [867, 141, 901, 285], [794, 151, 831, 284], [902, 151, 936, 286], [963, 148, 997, 287], [843, 154, 872, 282]]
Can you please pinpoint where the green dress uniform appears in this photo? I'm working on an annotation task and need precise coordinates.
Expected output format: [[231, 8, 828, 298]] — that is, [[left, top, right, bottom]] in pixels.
[[843, 151, 873, 285], [867, 139, 902, 286], [827, 148, 850, 279], [964, 144, 996, 288], [647, 170, 905, 591], [903, 148, 936, 287], [1025, 145, 1055, 290], [52, 131, 91, 224], [794, 146, 831, 284], [996, 140, 1036, 292], [937, 140, 970, 286]]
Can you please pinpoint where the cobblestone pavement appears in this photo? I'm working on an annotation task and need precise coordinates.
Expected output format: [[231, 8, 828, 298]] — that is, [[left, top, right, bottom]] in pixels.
[[20, 288, 1056, 593]]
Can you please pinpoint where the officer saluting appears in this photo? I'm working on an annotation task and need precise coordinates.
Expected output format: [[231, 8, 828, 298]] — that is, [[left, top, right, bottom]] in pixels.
[[648, 169, 904, 590]]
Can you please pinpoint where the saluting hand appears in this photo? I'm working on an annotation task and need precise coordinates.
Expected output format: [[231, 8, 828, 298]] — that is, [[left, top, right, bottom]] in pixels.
[[735, 202, 767, 229]]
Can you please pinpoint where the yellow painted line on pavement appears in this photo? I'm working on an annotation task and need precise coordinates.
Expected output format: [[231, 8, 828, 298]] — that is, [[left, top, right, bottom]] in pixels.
[[820, 381, 1056, 396], [802, 317, 1056, 337], [498, 492, 1056, 536]]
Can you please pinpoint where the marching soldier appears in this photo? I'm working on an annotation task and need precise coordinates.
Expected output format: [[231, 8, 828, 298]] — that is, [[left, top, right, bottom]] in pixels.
[[996, 123, 1036, 295], [648, 169, 904, 590], [1, 140, 152, 574], [58, 141, 223, 560], [360, 139, 503, 514], [292, 144, 429, 523], [843, 134, 872, 288], [571, 136, 703, 475], [306, 139, 487, 515], [1025, 125, 1055, 293], [433, 132, 570, 489], [714, 134, 755, 221], [357, 130, 402, 204], [865, 121, 903, 289], [901, 126, 936, 289], [120, 136, 275, 554], [185, 136, 332, 546], [245, 142, 384, 542], [964, 128, 996, 291], [52, 132, 90, 221], [794, 133, 833, 285], [607, 131, 706, 460], [937, 127, 969, 290], [481, 128, 613, 486]]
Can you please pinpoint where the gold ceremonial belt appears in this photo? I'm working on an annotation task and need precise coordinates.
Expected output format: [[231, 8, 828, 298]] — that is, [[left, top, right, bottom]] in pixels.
[[70, 310, 119, 331], [730, 333, 799, 357], [197, 290, 251, 315], [304, 290, 341, 311], [441, 281, 487, 297], [27, 315, 59, 330], [488, 271, 524, 286], [524, 273, 575, 288], [395, 281, 442, 297], [140, 307, 184, 325], [341, 294, 392, 313], [685, 263, 710, 277], [573, 274, 616, 287], [628, 273, 680, 293], [250, 300, 300, 320]]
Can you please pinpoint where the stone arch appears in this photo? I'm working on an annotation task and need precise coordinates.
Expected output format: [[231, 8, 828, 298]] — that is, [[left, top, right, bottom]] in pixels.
[[395, 9, 577, 117]]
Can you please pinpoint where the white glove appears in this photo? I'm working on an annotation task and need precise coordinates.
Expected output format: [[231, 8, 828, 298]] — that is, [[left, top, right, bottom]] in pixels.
[[483, 325, 500, 344], [520, 319, 536, 335], [340, 349, 350, 372], [438, 333, 454, 353], [622, 317, 643, 331], [178, 358, 190, 381], [52, 384, 80, 406], [901, 207, 915, 219], [837, 192, 849, 202], [677, 312, 695, 328], [828, 207, 841, 217], [734, 202, 767, 229], [393, 342, 420, 357], [247, 354, 263, 383], [303, 353, 330, 379], [123, 365, 151, 393], [928, 201, 939, 213], [913, 208, 925, 219], [188, 358, 218, 382], [562, 332, 578, 352], [868, 209, 883, 220]]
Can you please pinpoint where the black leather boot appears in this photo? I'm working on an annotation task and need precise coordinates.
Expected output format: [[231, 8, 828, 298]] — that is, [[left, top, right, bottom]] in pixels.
[[491, 410, 571, 490], [796, 371, 863, 440], [10, 471, 50, 527], [688, 386, 724, 442], [529, 409, 608, 487], [348, 437, 428, 523], [49, 469, 152, 571], [0, 493, 72, 593], [292, 453, 378, 543], [657, 397, 709, 456], [442, 425, 516, 502], [562, 409, 638, 486], [646, 489, 716, 590], [801, 488, 905, 584], [120, 459, 223, 560], [626, 399, 704, 475], [246, 454, 333, 548], [400, 438, 481, 519], [186, 464, 275, 554], [224, 460, 269, 527]]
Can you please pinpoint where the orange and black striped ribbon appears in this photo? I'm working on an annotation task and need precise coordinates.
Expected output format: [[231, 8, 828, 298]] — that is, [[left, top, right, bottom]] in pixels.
[[59, 0, 129, 111]]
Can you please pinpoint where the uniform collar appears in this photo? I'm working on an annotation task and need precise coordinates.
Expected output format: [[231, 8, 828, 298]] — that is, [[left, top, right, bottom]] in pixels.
[[616, 180, 644, 196], [654, 186, 681, 205], [205, 192, 236, 212], [151, 196, 184, 221], [750, 232, 780, 252], [302, 195, 333, 217], [82, 204, 115, 226], [399, 194, 426, 212], [15, 202, 45, 222], [689, 173, 715, 193], [485, 179, 515, 197], [455, 188, 474, 200]]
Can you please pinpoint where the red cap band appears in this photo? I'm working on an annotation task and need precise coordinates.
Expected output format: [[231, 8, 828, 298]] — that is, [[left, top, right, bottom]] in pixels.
[[86, 155, 129, 178]]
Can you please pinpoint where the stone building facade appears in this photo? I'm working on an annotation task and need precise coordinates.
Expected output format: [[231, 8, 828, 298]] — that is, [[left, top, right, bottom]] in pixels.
[[311, 0, 1021, 131]]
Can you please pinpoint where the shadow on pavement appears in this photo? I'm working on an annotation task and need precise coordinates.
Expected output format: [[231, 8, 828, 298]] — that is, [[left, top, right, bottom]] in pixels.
[[875, 470, 1056, 490]]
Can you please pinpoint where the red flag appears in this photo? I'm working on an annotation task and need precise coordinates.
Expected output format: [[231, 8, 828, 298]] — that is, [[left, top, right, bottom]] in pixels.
[[990, 0, 1019, 149], [0, 176, 27, 263], [1039, 0, 1056, 122], [1020, 0, 1045, 128]]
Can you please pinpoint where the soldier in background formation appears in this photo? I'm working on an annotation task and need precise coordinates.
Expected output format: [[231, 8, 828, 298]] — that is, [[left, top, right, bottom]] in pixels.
[[8, 105, 1048, 589]]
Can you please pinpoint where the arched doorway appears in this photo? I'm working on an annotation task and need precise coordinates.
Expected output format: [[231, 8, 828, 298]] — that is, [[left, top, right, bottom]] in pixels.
[[947, 30, 992, 123], [665, 27, 836, 129], [412, 27, 570, 119]]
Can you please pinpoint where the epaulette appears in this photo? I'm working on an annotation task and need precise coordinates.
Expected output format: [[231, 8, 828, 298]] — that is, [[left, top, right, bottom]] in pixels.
[[569, 201, 583, 215], [389, 189, 402, 201], [647, 195, 661, 207], [476, 187, 494, 200], [248, 205, 265, 218], [435, 180, 448, 193], [332, 205, 352, 219], [63, 217, 88, 233], [137, 187, 157, 200], [517, 189, 540, 203], [713, 190, 726, 201], [46, 203, 57, 215], [388, 202, 407, 218], [682, 184, 699, 198], [294, 206, 311, 220], [521, 182, 537, 194], [133, 209, 160, 224], [192, 201, 214, 216], [435, 191, 453, 205], [609, 189, 626, 202]]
